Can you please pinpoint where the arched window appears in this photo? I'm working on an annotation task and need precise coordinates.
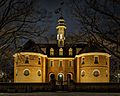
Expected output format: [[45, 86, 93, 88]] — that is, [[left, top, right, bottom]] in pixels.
[[81, 57, 85, 64], [50, 48, 54, 56], [38, 57, 41, 64], [59, 48, 63, 56], [69, 48, 73, 56], [23, 69, 30, 76], [94, 56, 99, 64]]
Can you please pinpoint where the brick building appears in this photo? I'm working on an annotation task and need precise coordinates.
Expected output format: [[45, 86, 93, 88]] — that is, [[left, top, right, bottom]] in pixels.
[[13, 17, 111, 84]]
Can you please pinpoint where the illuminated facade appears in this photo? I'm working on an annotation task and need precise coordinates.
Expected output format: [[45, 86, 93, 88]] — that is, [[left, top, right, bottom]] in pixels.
[[13, 17, 111, 83]]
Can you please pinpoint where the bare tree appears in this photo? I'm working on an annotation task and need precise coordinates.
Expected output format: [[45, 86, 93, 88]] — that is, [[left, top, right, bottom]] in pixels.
[[0, 0, 52, 81], [69, 0, 120, 59], [67, 0, 120, 82]]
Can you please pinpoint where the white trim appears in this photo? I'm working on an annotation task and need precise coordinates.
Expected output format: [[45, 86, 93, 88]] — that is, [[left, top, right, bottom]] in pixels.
[[75, 52, 111, 57], [13, 52, 47, 57]]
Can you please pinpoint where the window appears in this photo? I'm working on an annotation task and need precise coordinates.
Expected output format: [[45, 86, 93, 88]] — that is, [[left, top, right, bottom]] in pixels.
[[16, 70, 18, 76], [94, 56, 99, 64], [59, 48, 63, 56], [57, 34, 59, 40], [58, 73, 63, 81], [23, 69, 30, 76], [106, 70, 108, 77], [38, 70, 41, 76], [50, 60, 53, 67], [93, 69, 100, 77], [25, 56, 29, 63], [81, 57, 85, 64], [60, 41, 63, 46], [69, 48, 73, 56], [81, 70, 85, 77], [59, 61, 62, 67], [60, 34, 63, 39], [38, 58, 41, 64], [69, 60, 73, 67], [50, 48, 54, 56]]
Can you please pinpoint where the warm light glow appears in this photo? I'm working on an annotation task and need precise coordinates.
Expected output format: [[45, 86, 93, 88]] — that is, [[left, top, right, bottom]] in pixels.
[[75, 52, 111, 57], [13, 52, 47, 57], [56, 26, 66, 29]]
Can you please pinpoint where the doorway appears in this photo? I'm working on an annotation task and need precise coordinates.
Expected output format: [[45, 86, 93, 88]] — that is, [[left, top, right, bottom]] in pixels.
[[49, 73, 55, 81], [58, 73, 64, 85]]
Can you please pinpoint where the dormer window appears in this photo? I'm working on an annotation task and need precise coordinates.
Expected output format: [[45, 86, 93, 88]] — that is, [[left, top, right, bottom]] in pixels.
[[50, 48, 54, 56], [59, 48, 63, 56], [94, 56, 99, 64], [25, 56, 29, 64], [81, 57, 85, 64], [69, 48, 73, 56]]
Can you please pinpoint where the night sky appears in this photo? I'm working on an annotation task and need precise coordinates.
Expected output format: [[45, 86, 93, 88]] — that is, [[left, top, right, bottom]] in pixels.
[[34, 0, 76, 36]]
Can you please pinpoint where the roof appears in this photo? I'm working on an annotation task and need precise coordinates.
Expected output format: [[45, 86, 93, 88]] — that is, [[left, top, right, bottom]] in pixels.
[[19, 40, 107, 57], [20, 40, 86, 57], [80, 42, 106, 54]]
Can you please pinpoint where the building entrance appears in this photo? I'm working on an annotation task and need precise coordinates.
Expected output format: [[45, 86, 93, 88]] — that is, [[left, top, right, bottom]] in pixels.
[[58, 73, 63, 85]]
